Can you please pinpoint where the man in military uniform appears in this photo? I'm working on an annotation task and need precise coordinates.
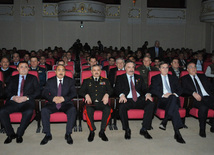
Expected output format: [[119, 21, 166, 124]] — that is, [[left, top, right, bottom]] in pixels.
[[137, 56, 158, 86], [79, 64, 113, 142], [30, 56, 46, 92]]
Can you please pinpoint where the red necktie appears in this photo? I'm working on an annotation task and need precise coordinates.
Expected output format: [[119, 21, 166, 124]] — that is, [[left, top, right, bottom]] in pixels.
[[130, 76, 137, 102], [56, 80, 62, 110], [20, 76, 25, 96]]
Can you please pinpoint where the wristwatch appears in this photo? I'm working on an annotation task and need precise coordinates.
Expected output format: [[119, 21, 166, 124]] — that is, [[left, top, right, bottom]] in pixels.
[[27, 97, 29, 101]]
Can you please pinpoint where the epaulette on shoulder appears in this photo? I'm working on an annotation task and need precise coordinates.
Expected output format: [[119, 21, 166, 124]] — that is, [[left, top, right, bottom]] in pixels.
[[101, 76, 107, 79]]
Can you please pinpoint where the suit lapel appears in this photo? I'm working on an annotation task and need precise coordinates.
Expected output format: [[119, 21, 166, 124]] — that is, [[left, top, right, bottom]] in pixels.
[[53, 76, 58, 96]]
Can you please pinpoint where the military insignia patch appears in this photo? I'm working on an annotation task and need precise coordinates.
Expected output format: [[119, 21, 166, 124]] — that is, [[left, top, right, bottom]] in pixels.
[[100, 82, 106, 85]]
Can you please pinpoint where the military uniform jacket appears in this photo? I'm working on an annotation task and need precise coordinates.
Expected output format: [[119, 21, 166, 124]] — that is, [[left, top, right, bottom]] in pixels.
[[79, 76, 113, 103]]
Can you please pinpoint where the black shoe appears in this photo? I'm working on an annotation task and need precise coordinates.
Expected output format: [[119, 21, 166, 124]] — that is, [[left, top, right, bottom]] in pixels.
[[88, 131, 95, 142], [4, 134, 17, 144], [210, 127, 214, 133], [159, 123, 166, 130], [40, 135, 52, 145], [174, 131, 186, 144], [99, 131, 108, 141], [125, 129, 131, 140], [140, 129, 152, 139], [16, 136, 23, 143], [199, 129, 206, 138], [65, 134, 73, 144]]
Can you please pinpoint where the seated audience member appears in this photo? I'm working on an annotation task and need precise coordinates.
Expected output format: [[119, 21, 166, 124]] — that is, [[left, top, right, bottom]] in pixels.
[[57, 60, 65, 66], [79, 65, 113, 142], [145, 52, 151, 59], [0, 61, 40, 144], [137, 56, 158, 86], [102, 57, 115, 77], [30, 56, 46, 91], [40, 65, 76, 145], [142, 41, 148, 53], [150, 62, 186, 144], [153, 57, 160, 69], [115, 60, 154, 140], [135, 50, 143, 62], [0, 57, 16, 87], [53, 50, 59, 62], [82, 56, 90, 66], [205, 55, 214, 80], [30, 51, 37, 57], [66, 52, 73, 61], [108, 58, 125, 87], [83, 57, 98, 71], [23, 53, 31, 65], [169, 58, 184, 78], [195, 53, 204, 71], [10, 52, 20, 66], [128, 56, 136, 63], [39, 56, 52, 71], [181, 62, 214, 138], [164, 52, 173, 64], [62, 56, 68, 66], [48, 51, 54, 59], [0, 81, 3, 97], [178, 52, 187, 70]]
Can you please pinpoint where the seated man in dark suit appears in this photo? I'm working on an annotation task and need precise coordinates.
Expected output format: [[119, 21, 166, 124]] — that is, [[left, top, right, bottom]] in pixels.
[[137, 56, 158, 86], [40, 65, 76, 145], [83, 57, 98, 71], [150, 62, 185, 144], [102, 57, 115, 77], [0, 81, 3, 98], [10, 52, 20, 66], [108, 57, 125, 87], [39, 56, 52, 71], [169, 58, 184, 78], [0, 61, 40, 144], [181, 62, 214, 138], [178, 52, 187, 70], [30, 56, 46, 92], [0, 57, 16, 88], [79, 64, 113, 142], [115, 60, 154, 140]]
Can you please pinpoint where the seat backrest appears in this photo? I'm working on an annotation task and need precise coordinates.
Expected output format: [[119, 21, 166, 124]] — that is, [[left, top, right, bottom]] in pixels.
[[203, 62, 212, 72], [53, 65, 74, 72], [81, 65, 90, 71], [46, 58, 55, 66], [47, 71, 73, 80], [0, 71, 4, 82], [103, 61, 109, 67], [109, 65, 117, 71], [67, 61, 74, 66], [12, 71, 39, 80], [180, 71, 204, 78], [115, 70, 140, 77], [39, 65, 46, 69], [148, 71, 172, 86], [9, 65, 17, 69], [81, 70, 107, 84], [135, 61, 143, 65]]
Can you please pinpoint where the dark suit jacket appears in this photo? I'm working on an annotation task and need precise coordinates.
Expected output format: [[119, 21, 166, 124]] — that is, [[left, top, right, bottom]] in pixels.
[[0, 67, 16, 86], [169, 67, 184, 78], [79, 76, 113, 102], [108, 67, 119, 87], [179, 59, 187, 68], [30, 66, 46, 89], [149, 74, 182, 99], [115, 74, 147, 101], [0, 81, 3, 98], [5, 74, 40, 106], [42, 76, 76, 105], [148, 47, 164, 61], [10, 61, 19, 66], [102, 66, 109, 77], [181, 73, 213, 96]]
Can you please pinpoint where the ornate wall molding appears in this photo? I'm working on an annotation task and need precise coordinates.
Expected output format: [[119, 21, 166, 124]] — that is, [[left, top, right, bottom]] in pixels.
[[43, 3, 58, 17], [106, 5, 120, 18], [147, 8, 186, 24], [201, 0, 214, 23], [58, 0, 106, 21], [128, 8, 141, 18], [0, 5, 13, 16], [21, 5, 35, 16]]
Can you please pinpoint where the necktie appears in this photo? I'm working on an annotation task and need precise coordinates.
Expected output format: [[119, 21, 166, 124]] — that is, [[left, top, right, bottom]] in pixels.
[[130, 76, 137, 102], [193, 76, 203, 97], [95, 78, 98, 81], [20, 76, 25, 96], [163, 76, 171, 93], [56, 80, 62, 110]]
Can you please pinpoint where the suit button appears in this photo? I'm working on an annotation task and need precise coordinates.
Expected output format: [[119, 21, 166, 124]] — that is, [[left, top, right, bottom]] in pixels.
[[95, 94, 97, 96]]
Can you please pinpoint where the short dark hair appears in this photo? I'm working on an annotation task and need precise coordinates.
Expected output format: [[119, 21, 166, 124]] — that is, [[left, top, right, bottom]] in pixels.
[[125, 60, 136, 67], [1, 56, 9, 62], [171, 58, 179, 64], [89, 57, 97, 61], [159, 61, 168, 68], [56, 64, 65, 70], [17, 61, 29, 67], [30, 56, 39, 61], [91, 64, 101, 70], [109, 57, 115, 61], [187, 61, 196, 68]]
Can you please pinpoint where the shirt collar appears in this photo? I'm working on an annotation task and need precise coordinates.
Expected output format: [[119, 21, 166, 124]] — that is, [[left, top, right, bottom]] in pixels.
[[1, 67, 9, 71], [57, 77, 64, 83], [19, 74, 27, 80]]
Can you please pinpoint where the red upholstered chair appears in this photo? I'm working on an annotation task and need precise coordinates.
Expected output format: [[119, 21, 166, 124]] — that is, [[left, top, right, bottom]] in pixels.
[[148, 71, 186, 124], [39, 65, 46, 69], [109, 65, 117, 71], [203, 62, 212, 73], [103, 61, 109, 67], [52, 65, 74, 72], [81, 65, 90, 71], [46, 58, 55, 66], [67, 61, 74, 66], [135, 61, 143, 65], [9, 65, 17, 69], [180, 71, 214, 119]]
